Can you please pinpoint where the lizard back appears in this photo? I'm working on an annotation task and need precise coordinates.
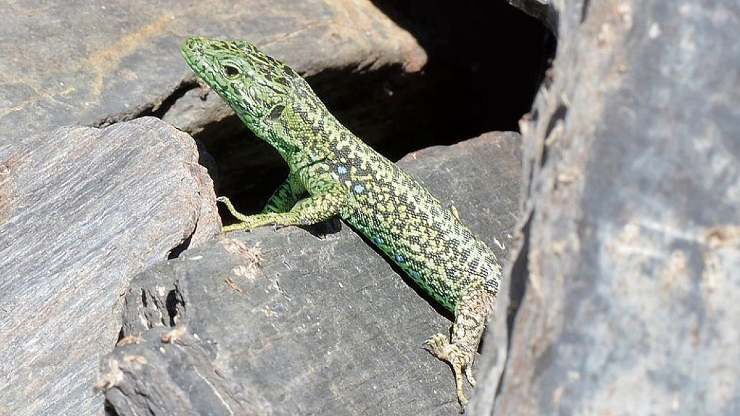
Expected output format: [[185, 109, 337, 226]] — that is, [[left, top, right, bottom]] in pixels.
[[180, 36, 501, 313], [182, 37, 503, 406], [326, 135, 501, 312]]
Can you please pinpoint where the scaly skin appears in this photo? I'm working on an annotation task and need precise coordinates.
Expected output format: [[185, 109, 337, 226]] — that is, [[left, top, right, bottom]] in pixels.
[[181, 37, 502, 407]]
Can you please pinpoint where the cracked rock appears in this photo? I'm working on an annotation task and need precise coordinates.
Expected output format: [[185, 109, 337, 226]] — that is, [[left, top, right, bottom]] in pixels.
[[473, 1, 740, 415], [0, 117, 221, 416], [104, 132, 522, 415], [0, 0, 426, 144]]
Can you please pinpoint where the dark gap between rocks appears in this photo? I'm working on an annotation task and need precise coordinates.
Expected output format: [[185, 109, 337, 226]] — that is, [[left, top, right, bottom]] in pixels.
[[372, 1, 557, 399], [142, 78, 200, 120], [165, 289, 183, 327], [91, 78, 199, 129], [115, 327, 125, 344], [167, 232, 193, 260], [103, 401, 121, 416], [175, 0, 555, 218]]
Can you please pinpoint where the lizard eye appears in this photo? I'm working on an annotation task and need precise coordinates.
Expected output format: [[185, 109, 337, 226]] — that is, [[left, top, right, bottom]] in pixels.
[[223, 64, 240, 78]]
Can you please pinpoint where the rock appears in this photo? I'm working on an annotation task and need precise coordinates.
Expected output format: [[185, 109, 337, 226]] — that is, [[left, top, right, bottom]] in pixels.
[[101, 132, 522, 415], [0, 0, 427, 219], [0, 0, 426, 142], [506, 0, 557, 32], [472, 1, 740, 415], [0, 117, 221, 416], [157, 1, 551, 215], [102, 329, 272, 415]]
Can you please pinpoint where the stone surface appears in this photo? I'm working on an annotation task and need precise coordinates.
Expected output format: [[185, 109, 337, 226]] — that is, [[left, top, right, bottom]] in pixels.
[[101, 132, 522, 415], [0, 0, 426, 142], [159, 0, 550, 215], [472, 1, 740, 415], [0, 117, 221, 416], [102, 329, 272, 415]]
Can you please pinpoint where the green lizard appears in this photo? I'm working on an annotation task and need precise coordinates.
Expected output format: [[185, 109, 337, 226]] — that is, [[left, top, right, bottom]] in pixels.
[[181, 37, 502, 407]]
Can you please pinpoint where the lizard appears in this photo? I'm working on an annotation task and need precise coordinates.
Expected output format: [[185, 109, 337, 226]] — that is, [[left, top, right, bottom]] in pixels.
[[181, 36, 502, 408]]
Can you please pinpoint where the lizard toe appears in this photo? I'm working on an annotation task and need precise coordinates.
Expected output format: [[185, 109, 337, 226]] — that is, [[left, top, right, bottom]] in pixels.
[[424, 333, 451, 360], [464, 364, 476, 387], [424, 335, 474, 409]]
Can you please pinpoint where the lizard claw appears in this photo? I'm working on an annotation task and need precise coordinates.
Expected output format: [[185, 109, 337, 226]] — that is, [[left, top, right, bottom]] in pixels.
[[465, 365, 476, 387], [424, 333, 473, 408], [424, 333, 450, 357]]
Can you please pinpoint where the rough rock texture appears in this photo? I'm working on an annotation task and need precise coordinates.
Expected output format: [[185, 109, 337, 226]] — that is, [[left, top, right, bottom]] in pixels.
[[101, 132, 522, 415], [472, 1, 740, 415], [0, 0, 426, 142], [162, 0, 551, 215], [0, 117, 221, 416]]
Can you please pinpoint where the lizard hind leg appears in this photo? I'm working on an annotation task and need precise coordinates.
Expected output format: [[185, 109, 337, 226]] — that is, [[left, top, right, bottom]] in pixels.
[[425, 332, 472, 407], [424, 289, 495, 408]]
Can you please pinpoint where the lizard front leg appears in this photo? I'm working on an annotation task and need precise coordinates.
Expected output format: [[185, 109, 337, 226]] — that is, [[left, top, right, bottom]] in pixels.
[[222, 174, 348, 232], [425, 288, 495, 407], [218, 171, 306, 224], [261, 171, 306, 213]]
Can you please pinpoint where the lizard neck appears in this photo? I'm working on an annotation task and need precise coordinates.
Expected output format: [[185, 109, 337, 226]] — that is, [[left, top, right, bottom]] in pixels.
[[239, 96, 343, 167]]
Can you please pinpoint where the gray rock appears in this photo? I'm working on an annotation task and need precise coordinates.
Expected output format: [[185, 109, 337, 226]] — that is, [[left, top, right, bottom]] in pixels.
[[102, 132, 522, 415], [473, 1, 740, 415], [0, 117, 221, 416], [102, 329, 272, 415], [0, 0, 426, 142]]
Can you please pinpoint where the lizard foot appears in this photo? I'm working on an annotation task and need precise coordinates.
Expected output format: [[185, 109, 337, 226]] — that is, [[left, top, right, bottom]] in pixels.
[[424, 333, 475, 408], [218, 198, 292, 233]]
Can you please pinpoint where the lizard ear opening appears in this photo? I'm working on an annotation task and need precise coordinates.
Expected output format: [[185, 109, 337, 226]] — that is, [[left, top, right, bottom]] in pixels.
[[267, 105, 285, 121]]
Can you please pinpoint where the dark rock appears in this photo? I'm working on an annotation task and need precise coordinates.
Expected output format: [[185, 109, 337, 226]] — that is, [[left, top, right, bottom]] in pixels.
[[472, 1, 740, 415], [160, 1, 552, 215], [102, 132, 522, 415], [101, 329, 272, 415], [0, 0, 426, 142], [0, 117, 221, 416], [506, 0, 558, 32]]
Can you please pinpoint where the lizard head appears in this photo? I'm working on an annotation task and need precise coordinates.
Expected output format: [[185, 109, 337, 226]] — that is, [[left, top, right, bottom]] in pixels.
[[181, 37, 309, 143]]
